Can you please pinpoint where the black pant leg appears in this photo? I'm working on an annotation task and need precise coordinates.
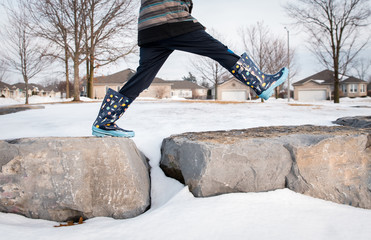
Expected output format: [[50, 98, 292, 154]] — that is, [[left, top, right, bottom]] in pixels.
[[162, 30, 240, 72], [119, 46, 173, 100]]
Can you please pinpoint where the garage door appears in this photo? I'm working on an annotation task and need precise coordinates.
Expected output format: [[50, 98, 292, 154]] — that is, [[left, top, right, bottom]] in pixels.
[[298, 90, 327, 102], [221, 91, 246, 101]]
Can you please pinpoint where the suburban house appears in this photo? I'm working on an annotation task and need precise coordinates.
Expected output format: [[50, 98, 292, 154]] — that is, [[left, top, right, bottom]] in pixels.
[[0, 82, 61, 99], [167, 80, 207, 99], [82, 69, 173, 99], [0, 81, 12, 98], [214, 78, 254, 101], [83, 69, 206, 99], [293, 70, 368, 101]]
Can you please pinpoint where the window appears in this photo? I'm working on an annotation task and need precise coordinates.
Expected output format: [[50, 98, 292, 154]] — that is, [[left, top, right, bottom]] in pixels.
[[341, 85, 347, 93], [350, 84, 358, 93], [360, 84, 366, 93]]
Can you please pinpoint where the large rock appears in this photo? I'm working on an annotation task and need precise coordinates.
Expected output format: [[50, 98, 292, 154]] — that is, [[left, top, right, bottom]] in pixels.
[[333, 115, 371, 128], [0, 137, 151, 222], [160, 126, 371, 209]]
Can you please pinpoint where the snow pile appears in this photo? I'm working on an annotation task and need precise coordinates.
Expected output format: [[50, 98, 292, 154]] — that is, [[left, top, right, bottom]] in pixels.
[[0, 100, 370, 240]]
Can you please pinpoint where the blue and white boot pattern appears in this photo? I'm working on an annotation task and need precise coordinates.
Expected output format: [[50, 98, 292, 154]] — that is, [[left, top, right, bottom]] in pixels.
[[92, 88, 134, 138], [231, 53, 289, 100]]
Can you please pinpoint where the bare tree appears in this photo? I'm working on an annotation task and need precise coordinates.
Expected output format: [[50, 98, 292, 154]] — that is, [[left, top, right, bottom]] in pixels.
[[190, 30, 230, 100], [285, 0, 371, 103], [27, 0, 73, 98], [350, 57, 371, 81], [191, 58, 228, 100], [240, 21, 270, 72], [155, 86, 167, 99], [0, 60, 8, 82], [27, 0, 88, 101], [240, 21, 297, 99], [1, 0, 49, 104], [84, 0, 137, 98]]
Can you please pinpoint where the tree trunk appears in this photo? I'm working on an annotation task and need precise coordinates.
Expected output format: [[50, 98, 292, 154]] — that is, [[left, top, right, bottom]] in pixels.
[[86, 51, 94, 98], [65, 47, 70, 99], [334, 56, 340, 104], [214, 83, 218, 100], [73, 59, 80, 101], [24, 78, 29, 105], [88, 61, 94, 98]]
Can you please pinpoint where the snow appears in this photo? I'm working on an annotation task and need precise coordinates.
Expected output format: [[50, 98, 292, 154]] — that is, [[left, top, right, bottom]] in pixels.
[[312, 79, 325, 84], [0, 96, 97, 106], [0, 97, 371, 240]]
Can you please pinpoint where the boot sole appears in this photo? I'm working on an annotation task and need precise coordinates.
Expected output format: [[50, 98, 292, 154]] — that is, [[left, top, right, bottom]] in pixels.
[[258, 68, 289, 100], [92, 127, 135, 138]]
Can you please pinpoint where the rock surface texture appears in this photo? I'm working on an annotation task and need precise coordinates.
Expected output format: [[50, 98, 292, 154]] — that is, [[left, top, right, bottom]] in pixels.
[[333, 115, 371, 128], [0, 137, 150, 222], [160, 126, 371, 209]]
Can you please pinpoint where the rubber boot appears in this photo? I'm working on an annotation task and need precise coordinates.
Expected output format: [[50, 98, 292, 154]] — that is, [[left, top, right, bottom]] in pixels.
[[92, 88, 134, 138], [231, 53, 289, 100]]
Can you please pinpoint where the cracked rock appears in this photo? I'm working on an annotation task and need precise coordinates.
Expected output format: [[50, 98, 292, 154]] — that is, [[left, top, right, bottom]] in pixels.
[[160, 125, 371, 209], [0, 137, 151, 221]]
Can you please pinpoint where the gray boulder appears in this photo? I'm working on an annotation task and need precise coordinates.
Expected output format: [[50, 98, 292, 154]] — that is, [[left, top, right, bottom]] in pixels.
[[0, 137, 150, 222], [333, 116, 371, 128], [160, 126, 371, 209]]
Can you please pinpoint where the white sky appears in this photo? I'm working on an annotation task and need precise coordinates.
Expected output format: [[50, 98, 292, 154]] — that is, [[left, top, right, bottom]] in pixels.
[[111, 0, 337, 82], [121, 0, 319, 82], [1, 0, 370, 84]]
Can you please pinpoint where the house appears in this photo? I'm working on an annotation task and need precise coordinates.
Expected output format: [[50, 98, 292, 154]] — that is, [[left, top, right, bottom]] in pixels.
[[167, 80, 207, 99], [0, 81, 11, 98], [84, 69, 173, 99], [44, 84, 62, 98], [215, 78, 254, 101], [84, 69, 210, 99], [139, 77, 173, 99], [0, 82, 62, 99], [341, 76, 368, 98], [12, 83, 51, 98], [293, 70, 368, 101]]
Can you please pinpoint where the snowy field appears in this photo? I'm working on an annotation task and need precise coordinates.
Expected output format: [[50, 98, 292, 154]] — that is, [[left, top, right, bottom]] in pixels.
[[0, 95, 96, 106], [0, 97, 371, 240]]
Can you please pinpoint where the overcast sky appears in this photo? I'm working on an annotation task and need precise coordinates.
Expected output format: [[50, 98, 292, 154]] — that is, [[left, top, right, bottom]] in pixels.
[[119, 0, 328, 82], [1, 0, 370, 84]]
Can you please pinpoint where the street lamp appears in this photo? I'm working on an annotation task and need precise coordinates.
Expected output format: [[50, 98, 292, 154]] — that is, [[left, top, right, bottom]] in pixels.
[[284, 27, 290, 102]]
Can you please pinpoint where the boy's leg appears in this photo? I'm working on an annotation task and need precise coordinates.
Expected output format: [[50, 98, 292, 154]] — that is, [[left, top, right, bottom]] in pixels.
[[119, 46, 173, 100], [92, 45, 172, 137], [161, 30, 240, 72], [162, 30, 288, 100]]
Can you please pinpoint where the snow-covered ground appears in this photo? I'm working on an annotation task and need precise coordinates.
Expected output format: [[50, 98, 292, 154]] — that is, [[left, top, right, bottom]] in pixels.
[[0, 96, 96, 106], [0, 97, 371, 240]]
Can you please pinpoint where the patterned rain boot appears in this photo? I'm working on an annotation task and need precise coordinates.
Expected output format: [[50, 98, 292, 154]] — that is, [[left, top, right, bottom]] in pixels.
[[231, 53, 289, 100], [92, 88, 134, 138]]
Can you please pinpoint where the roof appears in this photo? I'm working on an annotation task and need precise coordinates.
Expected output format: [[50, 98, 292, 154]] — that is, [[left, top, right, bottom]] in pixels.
[[44, 84, 59, 91], [293, 69, 367, 86], [92, 69, 170, 85], [11, 82, 46, 91], [166, 80, 205, 90], [0, 81, 11, 89], [94, 69, 136, 84], [293, 70, 335, 86], [341, 76, 368, 84]]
